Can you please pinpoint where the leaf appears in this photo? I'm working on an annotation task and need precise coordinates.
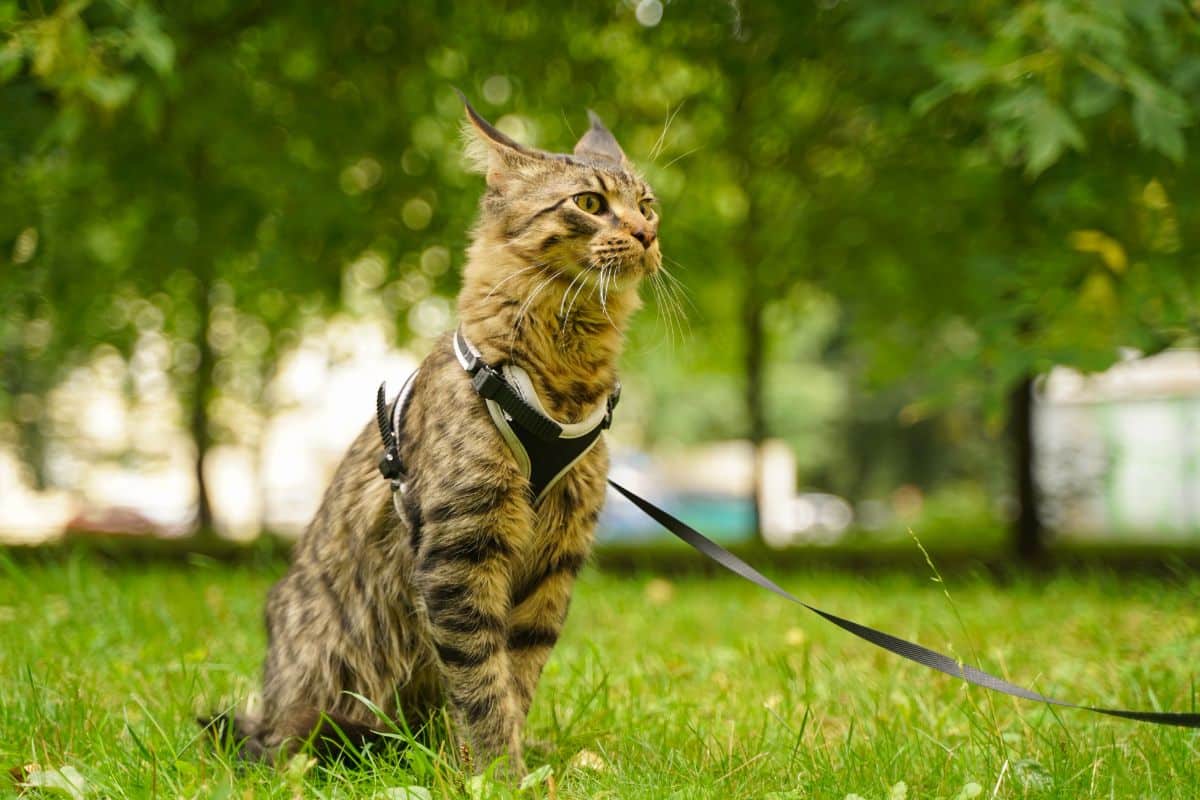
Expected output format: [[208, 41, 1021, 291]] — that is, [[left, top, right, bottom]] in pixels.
[[1132, 96, 1186, 162], [989, 88, 1086, 176], [466, 774, 502, 800], [934, 59, 989, 91], [1069, 230, 1127, 274], [644, 577, 674, 605], [1071, 75, 1119, 118], [0, 40, 22, 83], [374, 788, 433, 800], [20, 765, 91, 799], [283, 753, 316, 790], [1024, 98, 1085, 176], [1014, 759, 1054, 792], [1043, 4, 1127, 51], [518, 764, 553, 791], [953, 782, 982, 800], [911, 82, 955, 117], [132, 16, 175, 76], [83, 75, 137, 111], [569, 749, 607, 772]]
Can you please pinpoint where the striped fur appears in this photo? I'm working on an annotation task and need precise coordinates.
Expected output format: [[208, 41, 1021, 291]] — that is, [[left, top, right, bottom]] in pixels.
[[211, 101, 661, 776]]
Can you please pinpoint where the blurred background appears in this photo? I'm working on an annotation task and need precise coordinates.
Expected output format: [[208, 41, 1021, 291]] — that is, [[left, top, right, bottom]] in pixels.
[[2, 0, 1198, 562]]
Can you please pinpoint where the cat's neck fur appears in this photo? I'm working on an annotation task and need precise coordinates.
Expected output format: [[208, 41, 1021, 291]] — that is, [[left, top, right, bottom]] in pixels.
[[457, 238, 639, 424]]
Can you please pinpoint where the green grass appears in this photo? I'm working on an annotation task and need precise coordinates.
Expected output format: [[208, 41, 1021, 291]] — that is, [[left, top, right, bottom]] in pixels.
[[1, 550, 1197, 799]]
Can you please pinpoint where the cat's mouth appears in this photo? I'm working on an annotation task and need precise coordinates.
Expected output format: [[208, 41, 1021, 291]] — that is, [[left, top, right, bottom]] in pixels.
[[586, 243, 659, 279]]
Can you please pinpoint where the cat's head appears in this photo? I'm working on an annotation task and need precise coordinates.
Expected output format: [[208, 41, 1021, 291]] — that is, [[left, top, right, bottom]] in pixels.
[[461, 95, 661, 282]]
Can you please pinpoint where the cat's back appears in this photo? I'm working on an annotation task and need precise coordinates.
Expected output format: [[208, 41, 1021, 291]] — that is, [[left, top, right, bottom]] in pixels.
[[294, 332, 508, 563]]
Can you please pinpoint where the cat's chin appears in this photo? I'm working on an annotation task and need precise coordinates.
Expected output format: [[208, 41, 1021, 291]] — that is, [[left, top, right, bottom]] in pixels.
[[575, 255, 655, 282], [583, 264, 646, 293], [557, 261, 629, 283]]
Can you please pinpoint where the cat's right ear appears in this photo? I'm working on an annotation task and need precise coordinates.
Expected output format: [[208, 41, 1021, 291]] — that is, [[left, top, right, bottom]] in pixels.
[[457, 90, 545, 188]]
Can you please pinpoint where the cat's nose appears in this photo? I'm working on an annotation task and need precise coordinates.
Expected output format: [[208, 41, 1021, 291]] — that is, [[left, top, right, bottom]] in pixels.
[[631, 227, 656, 249]]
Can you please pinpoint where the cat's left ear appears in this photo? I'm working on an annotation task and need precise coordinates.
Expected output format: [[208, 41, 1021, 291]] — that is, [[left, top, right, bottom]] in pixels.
[[457, 90, 547, 187], [574, 111, 628, 167]]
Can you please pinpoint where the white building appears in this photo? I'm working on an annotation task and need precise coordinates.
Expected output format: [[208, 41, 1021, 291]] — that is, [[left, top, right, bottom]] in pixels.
[[1038, 350, 1200, 541]]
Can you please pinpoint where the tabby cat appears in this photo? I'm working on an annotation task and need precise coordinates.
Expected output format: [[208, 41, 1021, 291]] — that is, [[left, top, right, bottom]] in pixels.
[[206, 98, 661, 774]]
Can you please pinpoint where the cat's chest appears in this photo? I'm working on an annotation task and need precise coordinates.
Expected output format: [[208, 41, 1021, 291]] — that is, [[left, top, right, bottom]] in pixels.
[[517, 445, 608, 560]]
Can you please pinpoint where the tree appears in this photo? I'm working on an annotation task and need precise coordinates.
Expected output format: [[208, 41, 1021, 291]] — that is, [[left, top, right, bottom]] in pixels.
[[2, 1, 474, 531], [5, 1, 1195, 554], [827, 0, 1200, 557]]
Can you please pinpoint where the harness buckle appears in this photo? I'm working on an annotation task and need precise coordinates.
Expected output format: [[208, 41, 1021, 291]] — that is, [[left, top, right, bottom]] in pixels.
[[602, 381, 622, 430], [472, 365, 505, 399], [378, 450, 405, 481]]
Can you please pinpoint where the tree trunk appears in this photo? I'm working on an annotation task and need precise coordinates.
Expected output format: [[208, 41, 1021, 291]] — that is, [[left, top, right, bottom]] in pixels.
[[743, 283, 767, 539], [190, 279, 216, 538], [1009, 373, 1043, 561]]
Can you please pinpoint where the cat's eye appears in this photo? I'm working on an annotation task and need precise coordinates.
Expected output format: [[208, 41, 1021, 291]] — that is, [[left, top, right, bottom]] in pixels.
[[638, 199, 656, 218], [574, 192, 606, 214]]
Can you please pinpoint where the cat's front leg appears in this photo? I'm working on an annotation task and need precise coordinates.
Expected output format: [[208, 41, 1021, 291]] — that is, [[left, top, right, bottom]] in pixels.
[[506, 463, 606, 716], [507, 542, 588, 714], [415, 486, 534, 775]]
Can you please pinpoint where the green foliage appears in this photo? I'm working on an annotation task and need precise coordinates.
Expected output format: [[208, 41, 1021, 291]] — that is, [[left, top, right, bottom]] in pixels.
[[852, 0, 1198, 172], [2, 0, 1198, 508], [799, 1, 1200, 439]]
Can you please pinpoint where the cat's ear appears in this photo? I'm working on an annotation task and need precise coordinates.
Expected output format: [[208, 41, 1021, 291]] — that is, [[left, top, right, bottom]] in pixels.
[[457, 90, 546, 187], [573, 111, 628, 167]]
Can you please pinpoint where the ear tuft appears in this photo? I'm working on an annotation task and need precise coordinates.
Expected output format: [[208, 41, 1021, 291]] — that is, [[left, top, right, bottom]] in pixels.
[[461, 120, 492, 175], [457, 90, 546, 185], [574, 111, 628, 166], [457, 88, 527, 153]]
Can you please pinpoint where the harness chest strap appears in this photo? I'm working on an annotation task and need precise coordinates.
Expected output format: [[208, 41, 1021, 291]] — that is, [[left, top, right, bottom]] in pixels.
[[453, 329, 618, 504], [375, 329, 619, 506]]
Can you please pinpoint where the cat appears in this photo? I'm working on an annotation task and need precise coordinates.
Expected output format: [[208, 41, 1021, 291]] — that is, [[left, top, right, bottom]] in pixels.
[[203, 97, 661, 775]]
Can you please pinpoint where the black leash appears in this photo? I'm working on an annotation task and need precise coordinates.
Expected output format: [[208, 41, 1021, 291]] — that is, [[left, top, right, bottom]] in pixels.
[[399, 330, 1199, 729], [607, 480, 1200, 729]]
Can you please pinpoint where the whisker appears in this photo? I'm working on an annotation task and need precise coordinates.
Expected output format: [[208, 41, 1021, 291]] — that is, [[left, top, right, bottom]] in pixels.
[[651, 271, 688, 347], [508, 267, 564, 358], [647, 274, 676, 349], [661, 145, 703, 170], [657, 262, 697, 311], [483, 263, 541, 302], [562, 268, 592, 330], [650, 102, 684, 162], [560, 107, 578, 141], [557, 267, 594, 344], [662, 254, 690, 273], [599, 263, 618, 330], [558, 269, 587, 318], [520, 268, 562, 323]]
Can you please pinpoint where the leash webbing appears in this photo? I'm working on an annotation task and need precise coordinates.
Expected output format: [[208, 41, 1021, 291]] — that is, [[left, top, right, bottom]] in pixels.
[[607, 479, 1200, 729], [393, 330, 1197, 728]]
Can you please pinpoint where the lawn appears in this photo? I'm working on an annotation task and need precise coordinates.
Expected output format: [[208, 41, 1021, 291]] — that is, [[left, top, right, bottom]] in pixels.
[[1, 549, 1197, 799]]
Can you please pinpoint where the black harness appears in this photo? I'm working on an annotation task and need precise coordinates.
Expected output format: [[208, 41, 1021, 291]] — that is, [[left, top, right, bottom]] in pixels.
[[376, 328, 619, 504]]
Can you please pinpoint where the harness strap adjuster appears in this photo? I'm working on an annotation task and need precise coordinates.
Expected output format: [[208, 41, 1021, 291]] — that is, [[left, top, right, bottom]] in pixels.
[[375, 381, 409, 483], [378, 450, 404, 481], [602, 381, 622, 430], [472, 365, 505, 399]]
